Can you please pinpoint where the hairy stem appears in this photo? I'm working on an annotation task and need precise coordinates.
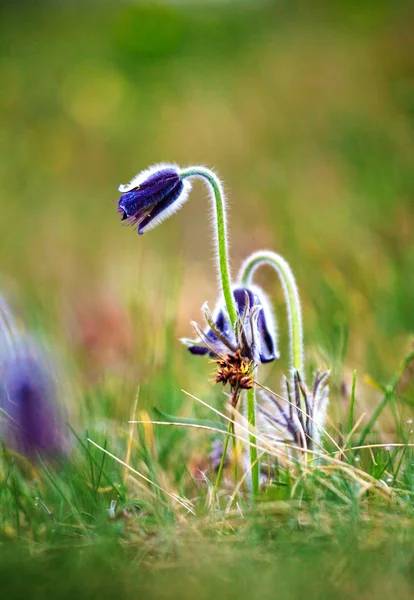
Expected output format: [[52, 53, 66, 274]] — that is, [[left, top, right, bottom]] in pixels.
[[239, 250, 304, 378], [179, 167, 237, 327]]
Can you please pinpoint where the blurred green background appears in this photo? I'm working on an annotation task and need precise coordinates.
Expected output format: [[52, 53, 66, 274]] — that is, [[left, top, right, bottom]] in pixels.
[[0, 0, 413, 422]]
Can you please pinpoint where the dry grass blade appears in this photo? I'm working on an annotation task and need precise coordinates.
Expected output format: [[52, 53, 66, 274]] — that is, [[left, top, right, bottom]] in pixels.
[[129, 419, 293, 468], [345, 443, 414, 453], [87, 438, 195, 514], [171, 390, 406, 505], [181, 389, 297, 467], [331, 412, 366, 458]]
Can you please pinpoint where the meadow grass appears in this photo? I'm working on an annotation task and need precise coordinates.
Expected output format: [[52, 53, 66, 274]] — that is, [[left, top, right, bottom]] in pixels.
[[1, 349, 413, 597], [0, 1, 413, 597]]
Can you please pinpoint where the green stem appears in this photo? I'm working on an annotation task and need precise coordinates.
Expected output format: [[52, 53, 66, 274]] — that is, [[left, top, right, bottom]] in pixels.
[[231, 420, 238, 483], [239, 251, 304, 378], [240, 251, 305, 421], [356, 350, 414, 450], [348, 369, 357, 433], [246, 387, 260, 500], [214, 420, 232, 492], [179, 167, 237, 327]]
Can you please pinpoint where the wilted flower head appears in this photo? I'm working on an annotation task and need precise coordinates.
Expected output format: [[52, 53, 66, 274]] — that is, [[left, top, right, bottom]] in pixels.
[[185, 287, 279, 365], [117, 163, 191, 234], [0, 299, 68, 458], [259, 370, 330, 452]]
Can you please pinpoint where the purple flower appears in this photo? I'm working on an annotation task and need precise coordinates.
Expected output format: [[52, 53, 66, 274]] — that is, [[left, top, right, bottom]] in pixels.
[[185, 287, 279, 365], [117, 164, 191, 235], [0, 301, 67, 458]]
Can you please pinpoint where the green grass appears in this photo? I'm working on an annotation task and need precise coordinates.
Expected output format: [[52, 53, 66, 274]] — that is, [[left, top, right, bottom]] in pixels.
[[1, 0, 414, 597], [1, 352, 413, 597]]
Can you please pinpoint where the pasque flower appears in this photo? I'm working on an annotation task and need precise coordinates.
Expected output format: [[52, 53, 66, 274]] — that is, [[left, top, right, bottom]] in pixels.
[[184, 287, 279, 365], [117, 164, 191, 235], [183, 287, 278, 414], [0, 298, 67, 458], [116, 163, 320, 496], [117, 163, 238, 326]]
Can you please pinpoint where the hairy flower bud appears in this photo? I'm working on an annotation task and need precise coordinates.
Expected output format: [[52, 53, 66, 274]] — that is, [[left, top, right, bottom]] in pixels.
[[117, 163, 191, 234]]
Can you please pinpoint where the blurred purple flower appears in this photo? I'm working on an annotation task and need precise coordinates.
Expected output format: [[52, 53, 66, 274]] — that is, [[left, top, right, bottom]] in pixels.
[[0, 300, 67, 458], [117, 163, 191, 235], [185, 287, 279, 365]]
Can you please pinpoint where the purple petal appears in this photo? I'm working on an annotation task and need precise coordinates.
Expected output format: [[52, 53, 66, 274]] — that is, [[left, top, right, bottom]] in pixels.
[[118, 168, 183, 225], [257, 308, 278, 363], [233, 288, 256, 314], [187, 345, 209, 356], [137, 179, 184, 234], [234, 287, 278, 363]]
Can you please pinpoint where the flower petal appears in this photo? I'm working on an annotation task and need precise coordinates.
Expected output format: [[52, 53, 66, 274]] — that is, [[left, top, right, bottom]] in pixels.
[[187, 344, 209, 356], [257, 307, 278, 363], [233, 288, 256, 315], [117, 164, 192, 234], [137, 179, 184, 234]]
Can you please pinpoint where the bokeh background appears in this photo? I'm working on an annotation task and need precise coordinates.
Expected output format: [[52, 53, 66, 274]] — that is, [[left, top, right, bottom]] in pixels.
[[1, 0, 413, 425]]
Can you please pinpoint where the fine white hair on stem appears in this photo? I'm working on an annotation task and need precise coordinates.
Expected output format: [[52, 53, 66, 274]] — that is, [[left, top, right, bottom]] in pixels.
[[121, 163, 228, 265], [120, 163, 235, 323], [179, 165, 237, 327], [238, 250, 304, 379], [181, 166, 230, 287]]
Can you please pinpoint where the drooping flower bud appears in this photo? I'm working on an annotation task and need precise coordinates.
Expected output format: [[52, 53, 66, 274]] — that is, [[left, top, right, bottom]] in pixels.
[[117, 164, 191, 234]]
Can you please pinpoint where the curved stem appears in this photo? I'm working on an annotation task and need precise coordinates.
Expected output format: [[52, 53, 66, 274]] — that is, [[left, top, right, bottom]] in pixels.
[[179, 167, 237, 327], [239, 250, 304, 378]]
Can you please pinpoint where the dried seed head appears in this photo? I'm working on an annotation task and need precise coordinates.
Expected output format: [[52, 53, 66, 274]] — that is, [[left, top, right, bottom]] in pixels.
[[214, 350, 254, 406], [184, 286, 278, 366]]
